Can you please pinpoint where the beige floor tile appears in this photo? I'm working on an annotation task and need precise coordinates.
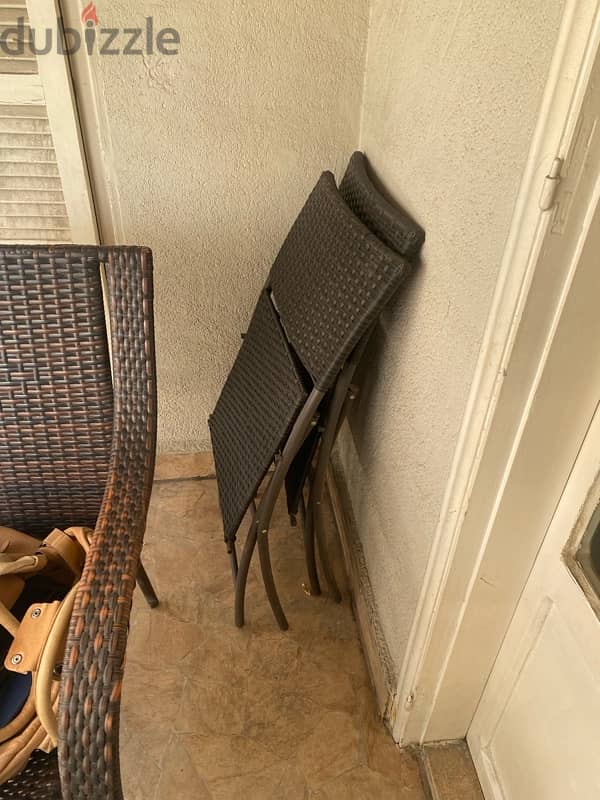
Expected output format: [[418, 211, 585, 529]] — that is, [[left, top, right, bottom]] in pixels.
[[312, 764, 426, 799], [297, 710, 361, 786], [121, 463, 433, 798], [154, 451, 215, 481], [424, 742, 484, 800], [154, 736, 213, 800]]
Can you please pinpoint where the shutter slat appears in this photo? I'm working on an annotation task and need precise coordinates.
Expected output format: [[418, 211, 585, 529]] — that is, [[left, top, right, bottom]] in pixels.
[[0, 147, 57, 162], [0, 58, 37, 75], [0, 163, 60, 177], [0, 229, 71, 242], [0, 9, 30, 23], [0, 103, 46, 118], [0, 215, 70, 229], [1, 202, 68, 215], [0, 132, 53, 147], [0, 188, 64, 201], [0, 118, 50, 132], [0, 175, 62, 190], [0, 98, 70, 242]]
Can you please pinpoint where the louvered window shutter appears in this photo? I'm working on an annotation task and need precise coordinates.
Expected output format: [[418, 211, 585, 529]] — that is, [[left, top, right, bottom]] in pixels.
[[0, 0, 97, 244]]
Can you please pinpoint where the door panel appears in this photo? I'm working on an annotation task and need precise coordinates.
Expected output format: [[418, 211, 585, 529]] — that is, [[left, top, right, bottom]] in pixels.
[[469, 400, 600, 800]]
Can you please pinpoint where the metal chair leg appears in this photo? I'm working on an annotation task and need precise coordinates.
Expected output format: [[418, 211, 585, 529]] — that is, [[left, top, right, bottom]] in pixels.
[[137, 560, 159, 609], [228, 541, 239, 582], [235, 515, 258, 628], [304, 359, 358, 602], [301, 494, 321, 596], [235, 389, 325, 629], [258, 528, 289, 630]]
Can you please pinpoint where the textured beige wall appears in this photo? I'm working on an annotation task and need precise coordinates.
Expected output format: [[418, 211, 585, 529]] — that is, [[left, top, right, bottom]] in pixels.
[[336, 0, 564, 675], [88, 0, 369, 451]]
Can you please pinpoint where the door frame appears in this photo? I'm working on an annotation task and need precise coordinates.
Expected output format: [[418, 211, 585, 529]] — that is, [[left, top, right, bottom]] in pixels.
[[392, 0, 600, 745]]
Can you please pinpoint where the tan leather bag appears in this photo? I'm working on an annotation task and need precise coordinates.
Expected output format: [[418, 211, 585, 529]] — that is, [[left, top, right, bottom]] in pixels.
[[0, 525, 92, 785]]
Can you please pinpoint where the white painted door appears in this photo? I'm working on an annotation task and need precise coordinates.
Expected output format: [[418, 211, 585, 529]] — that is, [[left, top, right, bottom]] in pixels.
[[468, 175, 600, 797], [469, 398, 600, 800]]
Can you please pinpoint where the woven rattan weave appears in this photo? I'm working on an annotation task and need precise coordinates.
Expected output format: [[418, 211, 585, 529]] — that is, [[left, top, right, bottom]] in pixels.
[[0, 246, 157, 799], [284, 151, 425, 517], [209, 289, 308, 542], [269, 171, 411, 392], [339, 151, 425, 259]]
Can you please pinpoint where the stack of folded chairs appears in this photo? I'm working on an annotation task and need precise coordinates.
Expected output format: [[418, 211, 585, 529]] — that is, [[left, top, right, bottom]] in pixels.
[[209, 151, 425, 630]]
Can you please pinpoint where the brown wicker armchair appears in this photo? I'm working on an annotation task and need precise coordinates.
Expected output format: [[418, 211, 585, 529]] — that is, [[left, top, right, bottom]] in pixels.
[[0, 246, 158, 799]]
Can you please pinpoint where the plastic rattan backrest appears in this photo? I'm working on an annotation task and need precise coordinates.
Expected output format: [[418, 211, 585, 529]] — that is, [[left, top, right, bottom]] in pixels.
[[339, 152, 425, 259], [268, 171, 411, 392], [209, 289, 308, 541], [0, 247, 113, 537]]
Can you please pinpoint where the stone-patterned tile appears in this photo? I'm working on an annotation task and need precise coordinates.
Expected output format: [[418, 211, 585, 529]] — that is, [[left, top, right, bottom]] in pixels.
[[424, 742, 484, 800], [154, 736, 213, 799], [176, 676, 247, 736], [210, 760, 307, 800], [128, 605, 206, 670], [311, 764, 427, 799], [367, 727, 424, 792], [243, 675, 326, 762], [297, 710, 360, 786], [121, 664, 185, 768], [119, 729, 164, 800], [154, 451, 215, 480], [145, 480, 223, 538], [181, 733, 281, 784]]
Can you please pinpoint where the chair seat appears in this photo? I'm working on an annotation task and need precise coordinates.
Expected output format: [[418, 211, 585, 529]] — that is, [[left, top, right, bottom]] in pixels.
[[209, 290, 309, 541]]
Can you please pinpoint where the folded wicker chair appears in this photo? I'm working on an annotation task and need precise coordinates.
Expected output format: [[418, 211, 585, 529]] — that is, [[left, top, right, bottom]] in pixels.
[[284, 151, 425, 598], [0, 245, 158, 799], [210, 154, 424, 630]]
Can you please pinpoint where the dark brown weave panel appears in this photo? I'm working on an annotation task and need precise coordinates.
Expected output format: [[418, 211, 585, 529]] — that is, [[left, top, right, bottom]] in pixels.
[[0, 247, 113, 536], [269, 171, 411, 392], [209, 290, 308, 541], [340, 152, 425, 260], [0, 750, 61, 799], [284, 155, 425, 513]]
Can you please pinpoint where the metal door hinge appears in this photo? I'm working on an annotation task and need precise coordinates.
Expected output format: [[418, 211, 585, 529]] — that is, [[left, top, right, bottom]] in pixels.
[[539, 157, 563, 211]]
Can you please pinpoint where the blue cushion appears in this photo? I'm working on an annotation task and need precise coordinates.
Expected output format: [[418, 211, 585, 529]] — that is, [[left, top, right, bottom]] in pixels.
[[0, 671, 31, 727]]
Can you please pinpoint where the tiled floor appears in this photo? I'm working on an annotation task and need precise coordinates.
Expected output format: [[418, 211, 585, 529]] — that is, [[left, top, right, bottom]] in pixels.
[[121, 454, 482, 800]]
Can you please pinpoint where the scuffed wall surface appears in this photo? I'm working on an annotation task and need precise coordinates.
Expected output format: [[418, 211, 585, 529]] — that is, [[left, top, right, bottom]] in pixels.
[[89, 0, 369, 451], [337, 0, 564, 675]]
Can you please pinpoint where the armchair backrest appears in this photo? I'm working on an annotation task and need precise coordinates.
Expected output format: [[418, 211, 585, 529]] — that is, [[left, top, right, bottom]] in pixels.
[[0, 247, 114, 537]]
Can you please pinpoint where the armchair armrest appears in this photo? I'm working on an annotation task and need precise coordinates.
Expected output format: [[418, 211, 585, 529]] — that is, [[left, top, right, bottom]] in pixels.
[[57, 248, 157, 800]]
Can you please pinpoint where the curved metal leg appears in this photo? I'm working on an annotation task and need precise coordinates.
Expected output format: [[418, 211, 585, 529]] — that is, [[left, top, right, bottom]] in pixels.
[[228, 541, 239, 582], [258, 529, 289, 630], [235, 517, 258, 628], [305, 360, 359, 601], [236, 389, 325, 628], [137, 561, 159, 609], [301, 494, 321, 596]]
